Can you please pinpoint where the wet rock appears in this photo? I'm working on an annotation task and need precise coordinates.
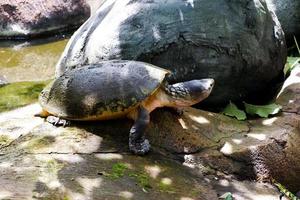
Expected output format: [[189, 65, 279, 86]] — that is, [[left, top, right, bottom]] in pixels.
[[0, 0, 90, 39], [267, 0, 300, 43], [55, 0, 286, 107]]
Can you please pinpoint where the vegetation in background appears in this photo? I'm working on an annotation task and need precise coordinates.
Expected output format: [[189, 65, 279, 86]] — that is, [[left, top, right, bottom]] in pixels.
[[219, 192, 233, 200], [222, 102, 282, 120], [272, 179, 300, 200], [222, 101, 247, 120], [0, 80, 50, 113]]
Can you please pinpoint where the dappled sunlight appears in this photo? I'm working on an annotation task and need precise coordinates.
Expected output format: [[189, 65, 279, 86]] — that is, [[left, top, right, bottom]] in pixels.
[[262, 117, 278, 126], [119, 191, 134, 199], [144, 165, 162, 179], [218, 179, 230, 187], [191, 125, 199, 130], [21, 126, 104, 154], [0, 190, 12, 199], [222, 179, 282, 200], [247, 133, 267, 141], [0, 161, 12, 168], [34, 157, 64, 190], [180, 197, 194, 200], [183, 155, 196, 169], [0, 103, 44, 139], [178, 118, 188, 129], [95, 153, 123, 160], [53, 154, 85, 163], [187, 114, 210, 124], [82, 94, 98, 110], [220, 142, 233, 155], [232, 139, 243, 145], [161, 177, 172, 185], [76, 177, 102, 197], [67, 191, 86, 200], [0, 103, 41, 121], [277, 66, 300, 98]]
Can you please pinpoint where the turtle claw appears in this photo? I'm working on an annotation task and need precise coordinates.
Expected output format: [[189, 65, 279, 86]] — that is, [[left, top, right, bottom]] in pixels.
[[129, 139, 150, 155], [46, 116, 70, 127]]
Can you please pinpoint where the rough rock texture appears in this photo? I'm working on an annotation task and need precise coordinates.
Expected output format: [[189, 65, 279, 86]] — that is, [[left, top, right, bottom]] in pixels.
[[267, 0, 300, 43], [1, 67, 300, 199], [0, 0, 90, 39], [0, 106, 283, 200], [55, 0, 286, 107], [184, 65, 300, 192]]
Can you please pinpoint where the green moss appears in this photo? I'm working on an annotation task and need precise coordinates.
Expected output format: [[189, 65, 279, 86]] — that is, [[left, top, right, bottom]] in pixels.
[[108, 163, 128, 179], [26, 136, 55, 150], [0, 135, 12, 147], [158, 181, 175, 193], [129, 173, 152, 190], [0, 80, 51, 113]]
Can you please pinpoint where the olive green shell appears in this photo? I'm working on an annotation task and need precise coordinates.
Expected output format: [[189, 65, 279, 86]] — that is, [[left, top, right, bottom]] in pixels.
[[39, 60, 170, 120]]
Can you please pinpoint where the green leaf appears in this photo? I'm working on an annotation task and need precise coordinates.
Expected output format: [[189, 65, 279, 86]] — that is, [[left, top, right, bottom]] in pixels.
[[284, 57, 300, 75], [244, 102, 282, 118], [222, 102, 247, 120], [219, 192, 233, 200], [225, 193, 233, 200]]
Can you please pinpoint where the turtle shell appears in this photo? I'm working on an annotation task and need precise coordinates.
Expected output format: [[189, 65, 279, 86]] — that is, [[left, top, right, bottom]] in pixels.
[[40, 60, 170, 120]]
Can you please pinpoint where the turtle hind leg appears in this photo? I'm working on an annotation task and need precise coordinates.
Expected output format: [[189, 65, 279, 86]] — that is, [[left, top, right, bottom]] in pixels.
[[129, 106, 151, 155], [46, 116, 71, 127]]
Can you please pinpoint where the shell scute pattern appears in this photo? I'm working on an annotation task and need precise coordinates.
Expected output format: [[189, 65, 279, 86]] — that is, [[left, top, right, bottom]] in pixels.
[[41, 61, 169, 119]]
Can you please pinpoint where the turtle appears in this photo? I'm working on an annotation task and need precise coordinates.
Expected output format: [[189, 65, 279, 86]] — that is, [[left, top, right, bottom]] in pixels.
[[36, 60, 214, 155]]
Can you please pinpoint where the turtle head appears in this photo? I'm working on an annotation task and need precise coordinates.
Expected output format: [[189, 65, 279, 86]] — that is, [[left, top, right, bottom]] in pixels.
[[165, 79, 214, 107]]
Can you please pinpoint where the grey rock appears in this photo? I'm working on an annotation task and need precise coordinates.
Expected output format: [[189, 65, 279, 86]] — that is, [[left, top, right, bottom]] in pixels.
[[0, 0, 90, 39]]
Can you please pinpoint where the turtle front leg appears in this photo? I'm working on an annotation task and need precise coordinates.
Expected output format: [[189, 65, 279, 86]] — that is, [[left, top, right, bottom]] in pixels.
[[129, 107, 150, 155]]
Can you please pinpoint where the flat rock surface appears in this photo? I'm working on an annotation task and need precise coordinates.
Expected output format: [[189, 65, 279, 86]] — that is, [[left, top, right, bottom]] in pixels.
[[1, 66, 299, 199]]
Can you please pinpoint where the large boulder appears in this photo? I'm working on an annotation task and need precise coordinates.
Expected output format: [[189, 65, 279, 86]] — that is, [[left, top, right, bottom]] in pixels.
[[56, 0, 286, 107], [267, 0, 300, 43], [0, 0, 90, 39]]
